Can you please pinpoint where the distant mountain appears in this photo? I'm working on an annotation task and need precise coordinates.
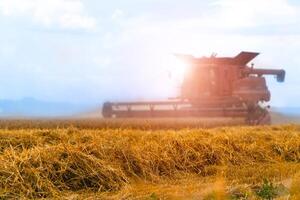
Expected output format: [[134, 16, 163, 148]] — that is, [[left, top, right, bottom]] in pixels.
[[272, 107, 300, 117], [271, 112, 300, 124], [0, 99, 299, 122], [0, 98, 97, 117], [270, 107, 300, 124]]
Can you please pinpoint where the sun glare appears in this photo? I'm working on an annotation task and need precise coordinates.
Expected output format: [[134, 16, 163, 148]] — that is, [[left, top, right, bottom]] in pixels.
[[165, 55, 188, 83]]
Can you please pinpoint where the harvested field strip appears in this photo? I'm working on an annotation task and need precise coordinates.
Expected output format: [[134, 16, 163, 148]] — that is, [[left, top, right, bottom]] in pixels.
[[0, 125, 299, 198], [0, 118, 244, 130]]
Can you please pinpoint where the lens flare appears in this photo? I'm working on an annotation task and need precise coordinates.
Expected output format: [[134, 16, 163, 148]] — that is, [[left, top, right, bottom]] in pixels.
[[165, 54, 188, 83]]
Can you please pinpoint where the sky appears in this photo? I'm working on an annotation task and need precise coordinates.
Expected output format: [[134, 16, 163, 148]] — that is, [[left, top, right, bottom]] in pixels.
[[0, 0, 299, 107]]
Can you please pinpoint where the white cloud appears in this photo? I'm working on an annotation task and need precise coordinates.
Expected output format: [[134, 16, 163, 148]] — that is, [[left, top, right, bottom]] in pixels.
[[112, 9, 124, 21], [127, 0, 299, 31], [211, 0, 298, 28], [0, 0, 96, 30]]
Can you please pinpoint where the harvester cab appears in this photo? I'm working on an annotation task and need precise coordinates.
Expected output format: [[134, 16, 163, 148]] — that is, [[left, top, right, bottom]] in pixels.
[[102, 51, 285, 125]]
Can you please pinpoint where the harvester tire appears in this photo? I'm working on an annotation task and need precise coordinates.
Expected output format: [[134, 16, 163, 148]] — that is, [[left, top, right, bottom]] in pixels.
[[257, 111, 271, 125], [102, 102, 113, 118]]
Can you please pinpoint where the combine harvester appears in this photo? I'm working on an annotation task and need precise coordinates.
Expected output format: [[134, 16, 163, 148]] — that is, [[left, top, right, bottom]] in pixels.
[[102, 52, 285, 125]]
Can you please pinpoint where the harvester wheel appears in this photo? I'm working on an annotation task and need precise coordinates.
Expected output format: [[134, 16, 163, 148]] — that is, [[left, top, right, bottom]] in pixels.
[[245, 105, 271, 125], [102, 102, 113, 118], [257, 111, 271, 125]]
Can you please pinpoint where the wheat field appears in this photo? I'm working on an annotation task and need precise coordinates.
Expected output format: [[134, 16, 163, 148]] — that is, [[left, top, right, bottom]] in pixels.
[[0, 119, 299, 199]]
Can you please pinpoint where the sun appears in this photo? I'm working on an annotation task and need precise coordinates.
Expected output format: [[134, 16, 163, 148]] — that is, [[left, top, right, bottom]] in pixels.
[[164, 54, 189, 83]]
